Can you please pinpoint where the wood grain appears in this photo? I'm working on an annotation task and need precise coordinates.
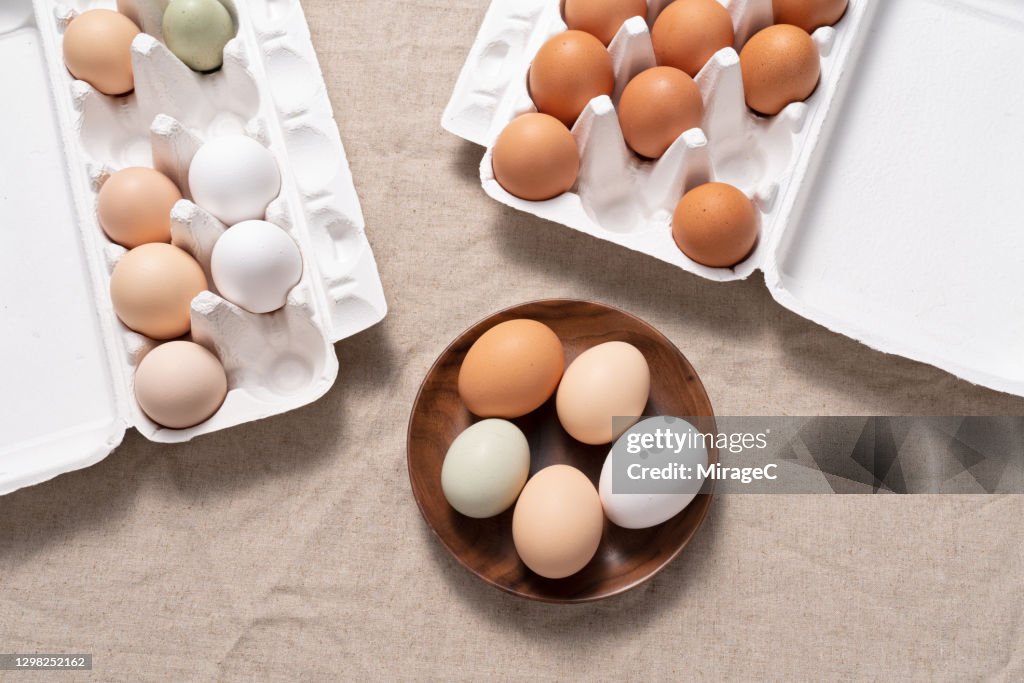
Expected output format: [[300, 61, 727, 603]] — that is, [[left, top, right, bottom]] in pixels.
[[407, 299, 717, 603]]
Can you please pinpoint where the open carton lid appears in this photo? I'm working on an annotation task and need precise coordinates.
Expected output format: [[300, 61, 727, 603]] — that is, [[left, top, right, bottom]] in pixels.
[[0, 6, 128, 495], [763, 0, 1024, 396]]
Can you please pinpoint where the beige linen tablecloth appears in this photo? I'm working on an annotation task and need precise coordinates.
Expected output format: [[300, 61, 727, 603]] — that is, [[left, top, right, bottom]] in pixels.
[[2, 2, 1022, 680]]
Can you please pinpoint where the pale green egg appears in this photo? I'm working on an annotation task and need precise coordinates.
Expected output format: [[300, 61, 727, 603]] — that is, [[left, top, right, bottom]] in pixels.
[[163, 0, 235, 73], [441, 419, 531, 519]]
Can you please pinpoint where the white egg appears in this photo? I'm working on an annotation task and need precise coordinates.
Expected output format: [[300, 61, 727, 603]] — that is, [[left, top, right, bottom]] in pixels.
[[441, 419, 530, 519], [211, 220, 302, 314], [188, 135, 281, 225], [599, 417, 708, 529]]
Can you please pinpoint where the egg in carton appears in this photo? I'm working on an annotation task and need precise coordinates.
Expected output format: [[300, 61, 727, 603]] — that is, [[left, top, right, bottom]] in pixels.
[[445, 1, 1024, 397], [0, 0, 385, 494]]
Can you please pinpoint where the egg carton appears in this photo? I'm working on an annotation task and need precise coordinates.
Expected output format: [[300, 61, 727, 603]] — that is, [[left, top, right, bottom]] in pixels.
[[444, 0, 1024, 398], [0, 0, 387, 495]]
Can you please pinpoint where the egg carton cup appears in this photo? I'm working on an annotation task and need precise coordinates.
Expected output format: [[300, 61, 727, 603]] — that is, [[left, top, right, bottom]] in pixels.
[[0, 0, 386, 495], [445, 0, 1024, 398]]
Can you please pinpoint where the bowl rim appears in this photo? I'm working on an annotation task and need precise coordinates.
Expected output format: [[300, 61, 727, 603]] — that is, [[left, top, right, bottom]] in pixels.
[[406, 298, 716, 604]]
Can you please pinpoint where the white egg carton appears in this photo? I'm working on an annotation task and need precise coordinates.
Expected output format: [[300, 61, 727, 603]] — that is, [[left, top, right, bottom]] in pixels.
[[445, 0, 1024, 398], [0, 0, 387, 494]]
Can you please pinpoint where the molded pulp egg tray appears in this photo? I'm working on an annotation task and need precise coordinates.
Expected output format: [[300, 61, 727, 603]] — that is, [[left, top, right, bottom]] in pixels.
[[444, 0, 1024, 398], [0, 0, 387, 494]]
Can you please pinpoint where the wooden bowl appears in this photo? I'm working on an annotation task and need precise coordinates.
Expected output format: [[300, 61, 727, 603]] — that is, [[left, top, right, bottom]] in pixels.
[[407, 299, 716, 603]]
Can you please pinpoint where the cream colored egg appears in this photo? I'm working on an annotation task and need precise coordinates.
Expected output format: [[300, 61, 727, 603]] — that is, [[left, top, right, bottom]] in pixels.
[[556, 342, 651, 445], [134, 341, 227, 429], [512, 465, 603, 579]]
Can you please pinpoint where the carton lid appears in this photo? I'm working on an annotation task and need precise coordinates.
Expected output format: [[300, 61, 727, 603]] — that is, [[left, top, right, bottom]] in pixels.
[[0, 15, 126, 494], [765, 0, 1024, 395]]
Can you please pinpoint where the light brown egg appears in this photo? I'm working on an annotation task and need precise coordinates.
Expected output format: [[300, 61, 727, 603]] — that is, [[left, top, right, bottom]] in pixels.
[[62, 9, 140, 96], [492, 113, 580, 201], [458, 319, 565, 419], [773, 0, 849, 32], [651, 0, 734, 77], [618, 66, 704, 159], [529, 30, 614, 127], [134, 341, 227, 429], [672, 182, 759, 267], [564, 0, 648, 46], [740, 24, 820, 116], [556, 341, 651, 445], [512, 465, 604, 579], [97, 167, 182, 248], [110, 243, 207, 340]]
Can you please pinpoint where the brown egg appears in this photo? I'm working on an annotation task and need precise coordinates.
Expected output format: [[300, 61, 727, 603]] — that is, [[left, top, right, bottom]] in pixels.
[[97, 167, 182, 248], [672, 182, 759, 267], [458, 319, 565, 419], [529, 30, 614, 127], [564, 0, 648, 46], [618, 66, 704, 159], [773, 0, 848, 32], [492, 113, 579, 201], [512, 465, 604, 579], [134, 341, 227, 429], [110, 243, 208, 340], [651, 0, 734, 77], [740, 24, 820, 116], [63, 9, 140, 96]]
